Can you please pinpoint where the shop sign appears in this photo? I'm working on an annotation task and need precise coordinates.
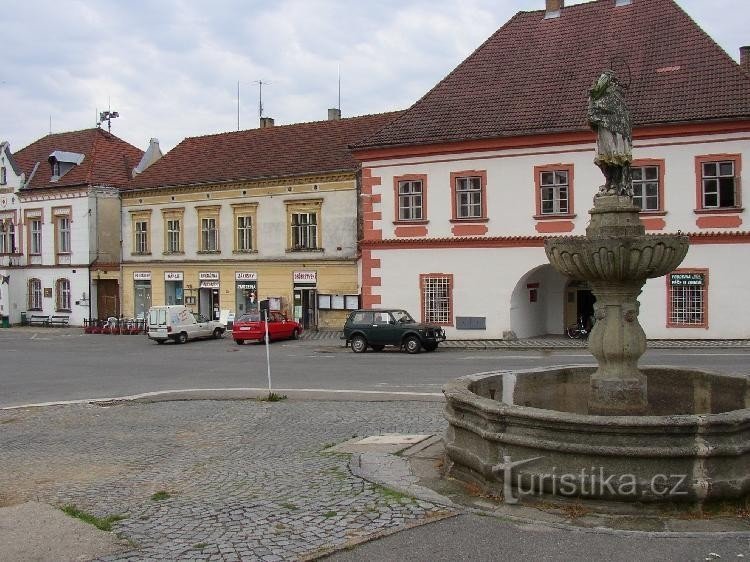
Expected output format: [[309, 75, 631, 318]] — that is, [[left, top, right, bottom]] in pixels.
[[670, 273, 704, 286], [293, 270, 317, 284], [200, 281, 220, 289], [199, 271, 220, 281], [165, 271, 184, 281], [235, 272, 257, 281], [133, 271, 152, 281]]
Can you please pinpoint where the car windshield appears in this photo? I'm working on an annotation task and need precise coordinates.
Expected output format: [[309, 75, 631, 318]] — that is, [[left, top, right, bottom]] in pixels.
[[391, 310, 414, 323], [237, 312, 261, 322]]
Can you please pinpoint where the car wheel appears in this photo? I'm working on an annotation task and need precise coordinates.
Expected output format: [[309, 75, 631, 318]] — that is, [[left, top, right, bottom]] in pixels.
[[213, 328, 224, 339], [291, 328, 300, 340], [177, 332, 188, 344], [423, 342, 438, 352], [235, 339, 244, 345], [404, 336, 421, 354], [350, 335, 367, 353], [371, 345, 385, 352]]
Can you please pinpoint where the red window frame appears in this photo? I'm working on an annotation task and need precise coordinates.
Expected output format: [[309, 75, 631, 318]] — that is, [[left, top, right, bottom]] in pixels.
[[450, 170, 488, 222], [694, 154, 742, 214], [419, 273, 454, 326], [393, 174, 428, 224], [666, 268, 708, 329], [533, 164, 575, 219], [631, 158, 666, 214]]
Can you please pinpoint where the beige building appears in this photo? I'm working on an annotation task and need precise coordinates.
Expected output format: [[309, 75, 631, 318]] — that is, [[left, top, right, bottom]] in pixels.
[[121, 112, 399, 330]]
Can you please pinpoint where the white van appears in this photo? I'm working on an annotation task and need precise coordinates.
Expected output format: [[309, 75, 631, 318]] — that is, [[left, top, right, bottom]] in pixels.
[[147, 305, 226, 344]]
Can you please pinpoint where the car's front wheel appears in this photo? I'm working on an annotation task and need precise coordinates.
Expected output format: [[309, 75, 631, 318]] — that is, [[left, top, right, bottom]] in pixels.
[[213, 328, 224, 339], [404, 336, 422, 354], [291, 328, 300, 340], [350, 335, 368, 353], [176, 332, 188, 344]]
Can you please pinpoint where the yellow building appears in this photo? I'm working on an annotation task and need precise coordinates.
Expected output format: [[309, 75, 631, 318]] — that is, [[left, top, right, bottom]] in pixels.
[[121, 112, 399, 330]]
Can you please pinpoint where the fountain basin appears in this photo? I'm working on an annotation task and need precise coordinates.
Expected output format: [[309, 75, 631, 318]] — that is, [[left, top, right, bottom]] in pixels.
[[444, 367, 750, 502]]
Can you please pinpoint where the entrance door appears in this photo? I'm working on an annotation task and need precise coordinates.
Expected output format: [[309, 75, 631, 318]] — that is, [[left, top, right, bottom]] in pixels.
[[134, 282, 152, 320], [97, 280, 119, 319], [566, 282, 596, 331], [293, 288, 317, 330], [199, 288, 220, 319]]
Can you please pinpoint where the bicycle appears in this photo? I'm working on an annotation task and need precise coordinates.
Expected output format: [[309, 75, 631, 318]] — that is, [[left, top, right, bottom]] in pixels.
[[566, 317, 590, 339]]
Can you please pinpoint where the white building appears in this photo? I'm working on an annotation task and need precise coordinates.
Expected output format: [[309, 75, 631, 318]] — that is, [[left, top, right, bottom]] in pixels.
[[0, 142, 25, 325], [353, 0, 750, 340], [8, 129, 144, 325]]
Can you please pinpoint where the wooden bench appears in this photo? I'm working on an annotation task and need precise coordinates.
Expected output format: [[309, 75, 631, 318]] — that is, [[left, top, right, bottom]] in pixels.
[[50, 315, 70, 327], [29, 315, 50, 326]]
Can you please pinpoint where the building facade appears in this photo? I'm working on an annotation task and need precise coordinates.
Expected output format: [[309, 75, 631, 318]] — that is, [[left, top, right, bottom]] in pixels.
[[0, 142, 25, 324], [353, 0, 750, 340], [8, 129, 144, 325], [121, 112, 399, 330]]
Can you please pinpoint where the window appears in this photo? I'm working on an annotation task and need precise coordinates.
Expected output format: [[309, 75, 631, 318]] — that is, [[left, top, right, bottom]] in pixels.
[[631, 160, 664, 212], [196, 206, 221, 253], [161, 208, 184, 254], [292, 213, 317, 250], [232, 203, 258, 253], [29, 218, 42, 255], [285, 199, 322, 252], [28, 278, 42, 310], [667, 270, 708, 328], [451, 171, 487, 220], [134, 221, 149, 254], [56, 278, 71, 311], [0, 166, 6, 185], [540, 170, 569, 214], [398, 180, 423, 221], [58, 217, 71, 253], [0, 219, 15, 253], [420, 274, 453, 325], [167, 219, 181, 253], [699, 158, 739, 209], [201, 217, 218, 251]]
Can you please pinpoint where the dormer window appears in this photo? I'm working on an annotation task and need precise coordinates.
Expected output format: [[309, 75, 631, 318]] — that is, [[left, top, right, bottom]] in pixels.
[[0, 166, 6, 185], [48, 151, 85, 181]]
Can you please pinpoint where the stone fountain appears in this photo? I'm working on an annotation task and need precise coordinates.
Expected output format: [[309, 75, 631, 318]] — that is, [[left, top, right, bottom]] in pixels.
[[443, 71, 750, 503]]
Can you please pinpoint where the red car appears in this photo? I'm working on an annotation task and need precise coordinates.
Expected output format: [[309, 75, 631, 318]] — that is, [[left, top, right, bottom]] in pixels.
[[232, 311, 302, 344]]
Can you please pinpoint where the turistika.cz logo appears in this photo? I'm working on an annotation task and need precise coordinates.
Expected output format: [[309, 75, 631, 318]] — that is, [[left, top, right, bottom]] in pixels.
[[492, 455, 689, 504]]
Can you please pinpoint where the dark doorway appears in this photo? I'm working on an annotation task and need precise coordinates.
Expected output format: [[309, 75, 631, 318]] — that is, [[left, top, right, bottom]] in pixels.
[[576, 289, 596, 331], [97, 280, 119, 320]]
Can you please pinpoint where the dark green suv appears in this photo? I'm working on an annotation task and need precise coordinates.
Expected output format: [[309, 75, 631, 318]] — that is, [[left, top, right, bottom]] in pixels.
[[342, 309, 446, 354]]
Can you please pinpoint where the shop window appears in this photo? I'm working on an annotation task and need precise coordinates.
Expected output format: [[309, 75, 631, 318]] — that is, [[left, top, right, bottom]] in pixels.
[[420, 273, 453, 326], [667, 270, 708, 328]]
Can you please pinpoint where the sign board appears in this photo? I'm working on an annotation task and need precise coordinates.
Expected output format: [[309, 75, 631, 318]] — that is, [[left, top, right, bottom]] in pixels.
[[670, 273, 704, 286], [165, 271, 184, 281], [235, 271, 257, 281], [200, 281, 220, 289], [293, 270, 317, 284], [199, 271, 220, 281], [133, 271, 152, 281]]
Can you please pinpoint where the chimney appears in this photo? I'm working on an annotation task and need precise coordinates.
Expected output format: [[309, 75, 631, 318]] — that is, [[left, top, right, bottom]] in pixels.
[[741, 46, 750, 75], [132, 138, 163, 177], [328, 108, 341, 121], [545, 0, 564, 19], [259, 117, 275, 128]]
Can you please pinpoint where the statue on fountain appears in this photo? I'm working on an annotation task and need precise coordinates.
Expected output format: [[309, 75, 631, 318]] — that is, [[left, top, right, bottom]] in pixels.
[[587, 70, 633, 197]]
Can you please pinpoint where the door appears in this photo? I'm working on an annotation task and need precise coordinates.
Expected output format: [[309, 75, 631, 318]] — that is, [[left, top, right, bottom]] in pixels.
[[97, 280, 119, 319], [368, 310, 396, 345], [134, 282, 152, 320], [294, 288, 318, 330]]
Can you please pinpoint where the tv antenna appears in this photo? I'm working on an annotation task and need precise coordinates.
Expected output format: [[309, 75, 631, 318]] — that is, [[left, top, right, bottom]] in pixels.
[[252, 80, 271, 118], [97, 98, 119, 132]]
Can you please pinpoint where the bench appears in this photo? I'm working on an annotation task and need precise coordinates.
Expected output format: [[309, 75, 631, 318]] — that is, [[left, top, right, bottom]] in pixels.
[[50, 315, 70, 327], [29, 315, 50, 326]]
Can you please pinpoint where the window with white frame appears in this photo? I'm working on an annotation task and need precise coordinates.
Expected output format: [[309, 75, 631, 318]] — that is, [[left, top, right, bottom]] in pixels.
[[398, 180, 423, 221], [701, 160, 737, 208], [421, 274, 452, 325], [631, 165, 660, 211], [455, 176, 482, 219], [668, 271, 707, 328], [56, 278, 71, 311], [30, 218, 42, 255], [291, 212, 317, 250], [134, 220, 149, 254], [28, 278, 42, 310], [166, 219, 181, 253], [237, 215, 253, 251], [201, 217, 218, 251], [0, 219, 15, 253], [58, 216, 71, 253], [540, 170, 569, 215]]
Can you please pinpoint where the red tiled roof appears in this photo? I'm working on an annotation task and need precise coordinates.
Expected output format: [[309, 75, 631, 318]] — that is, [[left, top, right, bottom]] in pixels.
[[15, 128, 144, 190], [355, 0, 750, 150], [126, 112, 402, 191]]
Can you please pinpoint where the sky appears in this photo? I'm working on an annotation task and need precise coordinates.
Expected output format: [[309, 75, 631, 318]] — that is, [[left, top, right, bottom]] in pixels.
[[2, 0, 747, 153]]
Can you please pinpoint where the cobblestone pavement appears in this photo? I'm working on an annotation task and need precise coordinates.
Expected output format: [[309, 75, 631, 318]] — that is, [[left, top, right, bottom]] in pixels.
[[1, 400, 452, 561]]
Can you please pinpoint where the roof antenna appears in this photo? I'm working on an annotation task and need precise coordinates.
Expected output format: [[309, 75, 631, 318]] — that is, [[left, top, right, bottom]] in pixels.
[[252, 80, 270, 118], [338, 64, 341, 113]]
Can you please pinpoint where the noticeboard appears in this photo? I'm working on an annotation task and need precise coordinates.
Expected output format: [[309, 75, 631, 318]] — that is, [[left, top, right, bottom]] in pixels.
[[670, 273, 704, 286]]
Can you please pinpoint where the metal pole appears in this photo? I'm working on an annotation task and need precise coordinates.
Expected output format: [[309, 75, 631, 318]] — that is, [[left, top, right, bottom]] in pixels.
[[264, 309, 272, 393], [237, 81, 240, 131]]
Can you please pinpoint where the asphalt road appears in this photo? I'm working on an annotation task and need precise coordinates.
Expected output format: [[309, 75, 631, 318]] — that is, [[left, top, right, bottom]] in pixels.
[[2, 328, 750, 408]]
